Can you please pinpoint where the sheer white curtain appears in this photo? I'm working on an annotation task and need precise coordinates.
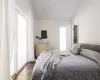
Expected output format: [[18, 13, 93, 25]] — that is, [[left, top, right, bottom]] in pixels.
[[0, 0, 10, 80], [0, 0, 2, 79], [0, 0, 14, 80]]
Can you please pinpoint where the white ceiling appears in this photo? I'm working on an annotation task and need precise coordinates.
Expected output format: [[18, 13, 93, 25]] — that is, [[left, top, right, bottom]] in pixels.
[[32, 0, 82, 21]]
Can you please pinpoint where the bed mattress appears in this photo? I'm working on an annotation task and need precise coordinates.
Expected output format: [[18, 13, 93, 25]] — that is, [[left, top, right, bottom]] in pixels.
[[32, 51, 100, 80]]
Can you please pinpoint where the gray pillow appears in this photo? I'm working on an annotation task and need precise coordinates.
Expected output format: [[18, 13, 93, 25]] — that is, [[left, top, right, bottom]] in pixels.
[[80, 49, 100, 66]]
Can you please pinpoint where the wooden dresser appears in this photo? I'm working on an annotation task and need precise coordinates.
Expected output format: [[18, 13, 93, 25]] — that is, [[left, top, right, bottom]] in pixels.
[[34, 44, 54, 58]]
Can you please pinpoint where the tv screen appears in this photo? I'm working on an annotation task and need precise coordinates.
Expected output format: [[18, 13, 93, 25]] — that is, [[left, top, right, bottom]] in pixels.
[[41, 30, 47, 39]]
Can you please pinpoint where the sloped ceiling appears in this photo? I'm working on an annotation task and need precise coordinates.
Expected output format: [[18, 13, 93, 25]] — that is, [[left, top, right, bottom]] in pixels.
[[32, 0, 83, 20]]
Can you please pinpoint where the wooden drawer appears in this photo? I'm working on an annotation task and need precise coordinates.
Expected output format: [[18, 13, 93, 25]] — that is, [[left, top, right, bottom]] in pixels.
[[35, 44, 54, 58]]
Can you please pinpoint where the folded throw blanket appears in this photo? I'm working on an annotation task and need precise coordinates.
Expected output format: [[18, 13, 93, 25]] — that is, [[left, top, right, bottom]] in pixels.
[[37, 50, 70, 80]]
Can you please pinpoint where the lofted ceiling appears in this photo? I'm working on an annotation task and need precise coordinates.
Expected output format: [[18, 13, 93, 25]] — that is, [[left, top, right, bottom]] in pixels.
[[32, 0, 83, 21]]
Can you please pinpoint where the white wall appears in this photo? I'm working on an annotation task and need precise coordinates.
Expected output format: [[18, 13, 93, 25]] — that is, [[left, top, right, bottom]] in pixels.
[[15, 0, 35, 61], [35, 20, 72, 50], [0, 0, 1, 54], [15, 0, 32, 16], [73, 0, 100, 45]]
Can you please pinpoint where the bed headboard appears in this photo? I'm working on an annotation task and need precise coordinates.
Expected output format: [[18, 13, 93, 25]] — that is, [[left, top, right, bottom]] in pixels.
[[79, 43, 100, 53]]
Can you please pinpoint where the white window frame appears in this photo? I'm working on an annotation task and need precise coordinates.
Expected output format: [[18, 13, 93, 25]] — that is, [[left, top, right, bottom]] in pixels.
[[15, 6, 28, 71], [10, 5, 28, 74]]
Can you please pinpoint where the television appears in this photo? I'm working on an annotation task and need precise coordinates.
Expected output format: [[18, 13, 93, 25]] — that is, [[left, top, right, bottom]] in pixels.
[[41, 30, 47, 39]]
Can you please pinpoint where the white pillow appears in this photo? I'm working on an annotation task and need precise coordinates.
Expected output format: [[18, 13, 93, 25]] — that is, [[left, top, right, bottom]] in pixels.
[[73, 44, 81, 55], [69, 44, 81, 55], [80, 49, 100, 66], [69, 44, 78, 53]]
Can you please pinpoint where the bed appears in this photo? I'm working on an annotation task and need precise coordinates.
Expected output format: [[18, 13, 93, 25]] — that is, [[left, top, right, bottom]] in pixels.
[[32, 43, 100, 80]]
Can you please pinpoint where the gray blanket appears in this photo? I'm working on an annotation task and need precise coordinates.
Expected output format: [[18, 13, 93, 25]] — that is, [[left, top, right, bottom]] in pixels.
[[32, 51, 100, 80]]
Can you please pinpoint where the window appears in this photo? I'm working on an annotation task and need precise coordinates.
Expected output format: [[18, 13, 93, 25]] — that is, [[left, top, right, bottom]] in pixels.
[[17, 13, 27, 70], [10, 46, 15, 75], [10, 11, 27, 75]]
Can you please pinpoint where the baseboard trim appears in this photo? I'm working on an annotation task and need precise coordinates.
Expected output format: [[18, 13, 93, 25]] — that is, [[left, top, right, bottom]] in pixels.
[[12, 62, 28, 80], [30, 61, 36, 63], [12, 73, 16, 79]]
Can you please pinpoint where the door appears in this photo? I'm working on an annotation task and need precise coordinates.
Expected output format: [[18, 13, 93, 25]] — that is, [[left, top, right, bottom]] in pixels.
[[73, 25, 78, 44], [59, 26, 67, 50], [59, 26, 71, 50]]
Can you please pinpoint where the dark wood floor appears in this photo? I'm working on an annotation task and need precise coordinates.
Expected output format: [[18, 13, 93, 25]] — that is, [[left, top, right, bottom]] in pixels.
[[15, 63, 34, 80]]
